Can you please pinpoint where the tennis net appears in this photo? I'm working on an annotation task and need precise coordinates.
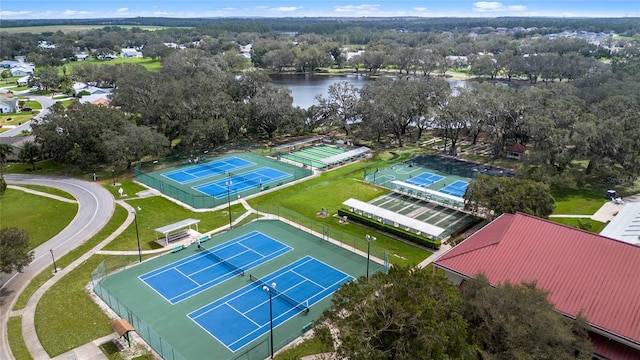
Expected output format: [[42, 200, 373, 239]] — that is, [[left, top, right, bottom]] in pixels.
[[199, 245, 245, 276], [249, 274, 309, 314], [228, 172, 263, 187]]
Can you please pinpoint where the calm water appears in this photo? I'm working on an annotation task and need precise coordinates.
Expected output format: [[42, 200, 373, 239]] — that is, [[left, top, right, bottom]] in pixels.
[[270, 73, 473, 109]]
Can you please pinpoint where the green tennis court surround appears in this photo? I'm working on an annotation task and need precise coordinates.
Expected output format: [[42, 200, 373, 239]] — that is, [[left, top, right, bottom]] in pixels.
[[92, 220, 384, 360]]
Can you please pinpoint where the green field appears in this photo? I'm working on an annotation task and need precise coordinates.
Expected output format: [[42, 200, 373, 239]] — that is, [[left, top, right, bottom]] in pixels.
[[0, 186, 77, 249]]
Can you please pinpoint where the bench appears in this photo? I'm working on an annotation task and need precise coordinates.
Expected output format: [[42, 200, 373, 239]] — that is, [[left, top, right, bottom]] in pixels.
[[199, 235, 210, 243], [302, 322, 313, 332], [172, 245, 184, 253], [166, 230, 189, 243]]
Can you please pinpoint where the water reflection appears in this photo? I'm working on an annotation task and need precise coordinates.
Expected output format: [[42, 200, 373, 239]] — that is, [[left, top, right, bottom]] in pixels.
[[270, 74, 475, 109]]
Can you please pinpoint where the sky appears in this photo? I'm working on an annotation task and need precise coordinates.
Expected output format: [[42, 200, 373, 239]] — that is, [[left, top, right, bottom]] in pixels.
[[1, 1, 638, 20]]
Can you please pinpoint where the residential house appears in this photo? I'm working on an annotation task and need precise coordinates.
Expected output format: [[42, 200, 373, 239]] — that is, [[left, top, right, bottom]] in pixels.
[[120, 48, 143, 58], [434, 212, 640, 360], [75, 53, 90, 61], [11, 65, 34, 77], [505, 142, 526, 160], [16, 76, 30, 86], [0, 136, 35, 161], [0, 97, 19, 113]]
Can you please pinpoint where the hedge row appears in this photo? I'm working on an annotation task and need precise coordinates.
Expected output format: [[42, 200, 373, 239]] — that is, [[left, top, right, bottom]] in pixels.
[[337, 208, 441, 250]]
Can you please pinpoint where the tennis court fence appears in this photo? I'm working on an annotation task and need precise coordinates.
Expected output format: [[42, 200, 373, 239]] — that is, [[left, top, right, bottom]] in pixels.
[[254, 206, 389, 273], [134, 154, 313, 209], [91, 259, 187, 360]]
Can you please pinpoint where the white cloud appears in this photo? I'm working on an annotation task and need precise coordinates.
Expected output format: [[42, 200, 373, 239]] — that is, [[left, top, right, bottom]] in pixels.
[[413, 7, 428, 12], [334, 4, 381, 13], [473, 2, 527, 13], [473, 2, 504, 12], [273, 6, 302, 12], [116, 8, 129, 13], [0, 10, 32, 16], [63, 9, 93, 16]]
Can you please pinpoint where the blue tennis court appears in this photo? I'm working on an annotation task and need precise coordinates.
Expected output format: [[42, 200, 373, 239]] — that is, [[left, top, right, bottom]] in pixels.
[[193, 167, 292, 199], [189, 256, 354, 352], [439, 180, 469, 198], [162, 157, 255, 184], [139, 231, 292, 304], [405, 172, 445, 188]]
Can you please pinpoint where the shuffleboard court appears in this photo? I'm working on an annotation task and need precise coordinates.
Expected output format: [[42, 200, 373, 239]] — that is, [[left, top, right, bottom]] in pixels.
[[405, 172, 445, 188], [139, 231, 292, 304], [189, 256, 354, 352], [193, 167, 292, 199], [162, 156, 255, 184], [438, 180, 469, 198]]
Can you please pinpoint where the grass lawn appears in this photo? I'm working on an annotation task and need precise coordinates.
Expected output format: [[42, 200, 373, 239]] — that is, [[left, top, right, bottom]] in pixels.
[[0, 186, 77, 249], [15, 184, 76, 200], [4, 158, 65, 175], [7, 317, 33, 360], [35, 255, 118, 357], [550, 217, 607, 233], [60, 57, 162, 73], [275, 327, 334, 360], [101, 195, 247, 251], [552, 186, 608, 215], [1, 113, 33, 126], [21, 100, 43, 109], [249, 152, 434, 267]]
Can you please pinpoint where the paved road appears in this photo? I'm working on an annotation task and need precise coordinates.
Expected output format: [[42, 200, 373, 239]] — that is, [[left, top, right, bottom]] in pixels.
[[0, 175, 115, 360], [0, 94, 55, 138]]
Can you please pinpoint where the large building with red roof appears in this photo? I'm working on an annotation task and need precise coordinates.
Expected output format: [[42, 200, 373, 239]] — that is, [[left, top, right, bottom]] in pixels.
[[434, 212, 640, 360]]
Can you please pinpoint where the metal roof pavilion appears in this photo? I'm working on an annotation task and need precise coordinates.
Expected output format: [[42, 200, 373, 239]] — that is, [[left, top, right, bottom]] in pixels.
[[321, 146, 370, 165], [599, 202, 640, 245], [155, 218, 200, 246], [343, 198, 445, 238]]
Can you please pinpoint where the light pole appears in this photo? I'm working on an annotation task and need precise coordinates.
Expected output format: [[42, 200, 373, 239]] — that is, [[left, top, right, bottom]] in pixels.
[[263, 282, 277, 359], [366, 234, 376, 280], [50, 249, 57, 273], [111, 169, 116, 186], [133, 207, 142, 262], [226, 180, 233, 229]]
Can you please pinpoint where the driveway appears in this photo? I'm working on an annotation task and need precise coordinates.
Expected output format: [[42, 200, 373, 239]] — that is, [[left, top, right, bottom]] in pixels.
[[0, 175, 115, 360]]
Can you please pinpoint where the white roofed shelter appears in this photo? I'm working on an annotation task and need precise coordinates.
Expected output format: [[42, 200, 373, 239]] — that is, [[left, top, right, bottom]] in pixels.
[[342, 198, 446, 239], [155, 218, 200, 246]]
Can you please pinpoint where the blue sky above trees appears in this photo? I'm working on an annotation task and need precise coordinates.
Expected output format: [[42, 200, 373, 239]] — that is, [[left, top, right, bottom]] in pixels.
[[1, 1, 638, 20]]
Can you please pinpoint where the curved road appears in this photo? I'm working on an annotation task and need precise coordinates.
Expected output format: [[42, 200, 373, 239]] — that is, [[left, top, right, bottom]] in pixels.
[[0, 94, 55, 138], [0, 175, 115, 360]]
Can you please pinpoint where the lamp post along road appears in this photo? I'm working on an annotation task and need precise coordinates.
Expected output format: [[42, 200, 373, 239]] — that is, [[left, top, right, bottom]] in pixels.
[[366, 234, 376, 280], [49, 249, 57, 273], [263, 282, 277, 359], [133, 207, 142, 262], [226, 180, 233, 229]]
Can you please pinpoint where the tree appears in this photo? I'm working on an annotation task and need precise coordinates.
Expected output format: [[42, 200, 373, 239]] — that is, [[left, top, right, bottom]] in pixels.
[[323, 266, 473, 360], [0, 176, 6, 196], [0, 143, 14, 176], [0, 227, 34, 274], [314, 82, 360, 136], [18, 140, 41, 171], [460, 274, 593, 360], [1, 69, 10, 83], [29, 66, 60, 91], [464, 175, 555, 219]]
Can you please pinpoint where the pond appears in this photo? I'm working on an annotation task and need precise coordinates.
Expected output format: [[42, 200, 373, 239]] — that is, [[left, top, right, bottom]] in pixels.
[[270, 73, 475, 109]]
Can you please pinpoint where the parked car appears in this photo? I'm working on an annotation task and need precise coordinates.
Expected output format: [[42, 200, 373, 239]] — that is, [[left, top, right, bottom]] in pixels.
[[21, 107, 32, 112]]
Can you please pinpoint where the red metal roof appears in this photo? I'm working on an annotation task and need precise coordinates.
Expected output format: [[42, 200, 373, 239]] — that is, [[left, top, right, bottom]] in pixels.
[[591, 332, 640, 360], [435, 213, 640, 351]]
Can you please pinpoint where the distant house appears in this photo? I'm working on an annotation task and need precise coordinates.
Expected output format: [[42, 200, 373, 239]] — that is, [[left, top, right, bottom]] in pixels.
[[16, 76, 30, 86], [75, 53, 90, 61], [0, 135, 35, 161], [11, 65, 34, 77], [73, 81, 112, 97], [0, 97, 19, 113], [120, 48, 143, 58], [79, 93, 111, 106], [434, 212, 640, 360], [505, 142, 526, 160]]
